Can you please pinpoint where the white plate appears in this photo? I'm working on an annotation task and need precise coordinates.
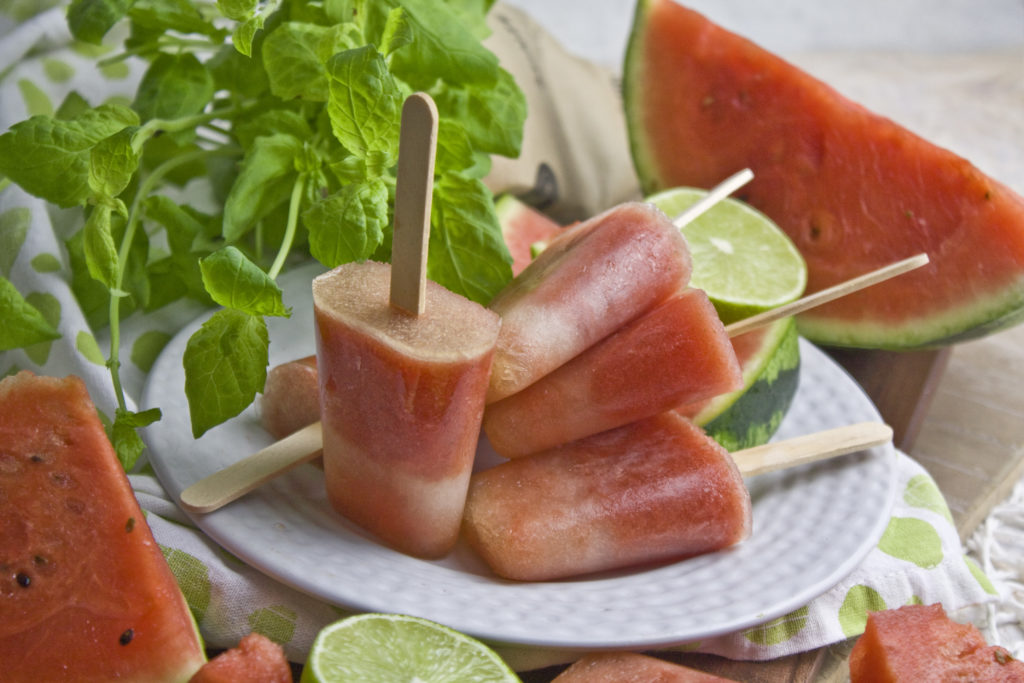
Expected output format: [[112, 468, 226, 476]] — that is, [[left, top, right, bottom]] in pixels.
[[142, 262, 897, 650]]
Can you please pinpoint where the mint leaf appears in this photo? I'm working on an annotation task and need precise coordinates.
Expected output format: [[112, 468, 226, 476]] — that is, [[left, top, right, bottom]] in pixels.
[[232, 0, 281, 57], [433, 66, 526, 157], [218, 0, 257, 21], [82, 203, 120, 290], [0, 104, 139, 207], [110, 407, 162, 470], [368, 0, 498, 89], [222, 133, 302, 242], [55, 91, 93, 121], [379, 7, 413, 56], [89, 126, 140, 198], [263, 21, 362, 102], [428, 173, 512, 304], [325, 45, 402, 166], [0, 277, 62, 351], [435, 118, 476, 175], [133, 52, 214, 123], [232, 108, 311, 150], [199, 246, 289, 317], [304, 177, 388, 265], [67, 0, 132, 44], [207, 44, 268, 100], [143, 195, 205, 254], [128, 0, 222, 37], [183, 308, 269, 437]]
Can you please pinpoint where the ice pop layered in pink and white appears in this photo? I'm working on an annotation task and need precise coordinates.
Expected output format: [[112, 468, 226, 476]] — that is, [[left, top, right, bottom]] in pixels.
[[483, 287, 742, 458], [463, 412, 752, 581], [487, 202, 691, 403], [313, 261, 500, 559]]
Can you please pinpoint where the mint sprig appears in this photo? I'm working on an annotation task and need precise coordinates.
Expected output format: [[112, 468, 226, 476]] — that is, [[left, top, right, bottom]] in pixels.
[[0, 0, 524, 459]]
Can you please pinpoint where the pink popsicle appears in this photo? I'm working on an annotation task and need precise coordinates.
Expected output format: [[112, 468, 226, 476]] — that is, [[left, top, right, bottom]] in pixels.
[[260, 355, 319, 440], [487, 201, 691, 403], [313, 260, 500, 559], [483, 287, 742, 458], [463, 412, 752, 581]]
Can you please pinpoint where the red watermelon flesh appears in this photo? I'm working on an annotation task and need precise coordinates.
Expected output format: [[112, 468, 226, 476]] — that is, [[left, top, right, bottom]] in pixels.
[[625, 0, 1024, 349], [849, 603, 1024, 682], [0, 371, 205, 682], [189, 633, 292, 683], [554, 652, 738, 682], [495, 193, 565, 276]]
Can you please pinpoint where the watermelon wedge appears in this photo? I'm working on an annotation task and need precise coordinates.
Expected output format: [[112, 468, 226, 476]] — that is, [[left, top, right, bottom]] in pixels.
[[625, 0, 1024, 349], [0, 371, 206, 682], [495, 193, 564, 275]]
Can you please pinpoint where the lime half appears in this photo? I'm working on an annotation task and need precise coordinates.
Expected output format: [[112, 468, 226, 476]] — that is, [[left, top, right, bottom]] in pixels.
[[300, 613, 520, 683], [649, 187, 807, 324]]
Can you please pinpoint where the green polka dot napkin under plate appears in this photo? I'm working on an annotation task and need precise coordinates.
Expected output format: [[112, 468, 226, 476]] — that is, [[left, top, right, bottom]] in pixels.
[[0, 2, 999, 670]]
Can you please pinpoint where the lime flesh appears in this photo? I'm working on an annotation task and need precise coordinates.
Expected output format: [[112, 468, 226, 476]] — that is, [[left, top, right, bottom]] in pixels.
[[649, 187, 807, 324], [301, 613, 520, 683]]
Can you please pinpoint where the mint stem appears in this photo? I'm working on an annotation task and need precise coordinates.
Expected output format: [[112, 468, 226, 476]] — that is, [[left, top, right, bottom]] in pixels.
[[268, 174, 307, 280]]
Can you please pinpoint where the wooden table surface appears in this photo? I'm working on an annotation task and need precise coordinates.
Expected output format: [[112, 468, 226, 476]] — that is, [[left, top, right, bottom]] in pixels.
[[522, 321, 1024, 682]]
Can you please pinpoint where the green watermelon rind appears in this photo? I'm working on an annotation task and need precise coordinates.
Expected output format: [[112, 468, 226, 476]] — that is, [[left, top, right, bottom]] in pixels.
[[622, 0, 1024, 350], [623, 0, 660, 198], [796, 280, 1024, 350], [694, 316, 801, 452]]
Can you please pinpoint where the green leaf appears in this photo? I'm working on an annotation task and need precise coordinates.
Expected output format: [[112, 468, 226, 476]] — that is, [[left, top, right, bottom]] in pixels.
[[325, 45, 402, 165], [183, 308, 269, 438], [143, 195, 205, 254], [433, 67, 526, 157], [110, 407, 162, 470], [263, 22, 362, 103], [82, 203, 120, 289], [133, 52, 214, 123], [368, 0, 498, 89], [55, 91, 93, 120], [434, 118, 476, 175], [67, 0, 133, 45], [232, 107, 311, 150], [206, 44, 268, 99], [379, 7, 413, 56], [304, 178, 388, 266], [0, 104, 140, 207], [428, 173, 512, 304], [199, 246, 289, 317], [128, 0, 221, 37], [218, 0, 257, 21], [89, 126, 140, 198], [232, 0, 281, 57], [0, 277, 62, 352], [222, 133, 302, 242]]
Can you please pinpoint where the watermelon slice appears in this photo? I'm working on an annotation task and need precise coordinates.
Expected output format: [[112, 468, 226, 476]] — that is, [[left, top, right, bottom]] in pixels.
[[190, 633, 292, 683], [849, 603, 1024, 681], [624, 0, 1024, 349], [495, 193, 564, 275], [680, 315, 800, 451], [0, 371, 206, 682]]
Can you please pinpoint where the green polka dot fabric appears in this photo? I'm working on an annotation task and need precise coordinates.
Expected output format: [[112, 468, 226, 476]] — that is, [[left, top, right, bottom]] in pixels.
[[0, 2, 999, 670]]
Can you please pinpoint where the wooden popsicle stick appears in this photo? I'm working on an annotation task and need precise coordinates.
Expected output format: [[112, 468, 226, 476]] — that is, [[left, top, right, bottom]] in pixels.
[[672, 167, 754, 228], [734, 421, 893, 477], [179, 421, 323, 514], [179, 420, 891, 514], [725, 253, 930, 338], [389, 92, 439, 315]]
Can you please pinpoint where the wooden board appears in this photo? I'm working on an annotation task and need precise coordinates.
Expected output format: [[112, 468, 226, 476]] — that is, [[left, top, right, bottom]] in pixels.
[[521, 322, 1024, 682]]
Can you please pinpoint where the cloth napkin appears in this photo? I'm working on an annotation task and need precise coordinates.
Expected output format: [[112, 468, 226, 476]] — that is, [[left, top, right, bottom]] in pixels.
[[0, 2, 1002, 671]]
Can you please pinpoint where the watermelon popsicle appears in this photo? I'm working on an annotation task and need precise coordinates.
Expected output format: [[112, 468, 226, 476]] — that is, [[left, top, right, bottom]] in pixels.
[[486, 200, 692, 403], [463, 411, 752, 581], [313, 93, 501, 559], [484, 286, 742, 458]]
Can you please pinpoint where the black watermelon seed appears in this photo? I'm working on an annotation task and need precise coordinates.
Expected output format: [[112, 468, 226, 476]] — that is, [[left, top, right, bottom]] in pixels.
[[15, 572, 31, 588], [119, 629, 134, 646]]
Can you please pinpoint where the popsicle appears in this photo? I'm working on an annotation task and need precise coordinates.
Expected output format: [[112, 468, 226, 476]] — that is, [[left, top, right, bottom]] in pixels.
[[312, 93, 501, 559], [483, 286, 742, 458], [260, 355, 319, 440], [486, 201, 691, 403], [462, 411, 752, 581]]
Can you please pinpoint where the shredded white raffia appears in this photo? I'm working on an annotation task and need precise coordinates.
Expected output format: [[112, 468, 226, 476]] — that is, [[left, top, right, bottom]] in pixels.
[[966, 477, 1024, 658]]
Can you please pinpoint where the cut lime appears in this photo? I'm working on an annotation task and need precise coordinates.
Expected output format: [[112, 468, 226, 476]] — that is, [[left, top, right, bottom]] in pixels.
[[300, 613, 520, 683], [648, 187, 807, 324]]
